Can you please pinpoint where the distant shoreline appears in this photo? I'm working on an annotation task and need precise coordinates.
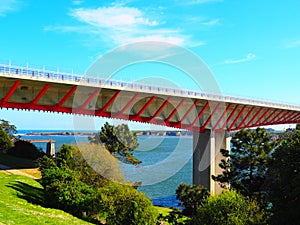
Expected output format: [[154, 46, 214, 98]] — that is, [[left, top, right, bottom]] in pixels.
[[20, 130, 193, 137]]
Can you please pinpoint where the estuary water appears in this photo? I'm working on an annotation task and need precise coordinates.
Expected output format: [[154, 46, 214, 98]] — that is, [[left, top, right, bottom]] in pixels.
[[19, 130, 193, 200]]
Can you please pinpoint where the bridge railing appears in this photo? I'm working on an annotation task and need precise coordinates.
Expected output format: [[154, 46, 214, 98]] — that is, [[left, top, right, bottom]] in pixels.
[[1, 63, 300, 111]]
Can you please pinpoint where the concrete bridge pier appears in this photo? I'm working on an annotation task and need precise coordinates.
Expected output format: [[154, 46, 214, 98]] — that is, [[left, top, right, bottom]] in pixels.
[[46, 141, 55, 156], [193, 130, 231, 195]]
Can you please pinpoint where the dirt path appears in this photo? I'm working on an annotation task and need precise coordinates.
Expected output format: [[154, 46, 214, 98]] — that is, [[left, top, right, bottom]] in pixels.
[[0, 164, 38, 179]]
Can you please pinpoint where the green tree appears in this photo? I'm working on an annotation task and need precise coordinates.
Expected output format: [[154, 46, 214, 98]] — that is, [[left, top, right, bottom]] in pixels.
[[0, 126, 13, 153], [7, 140, 44, 160], [267, 129, 300, 224], [190, 190, 268, 225], [0, 119, 17, 140], [213, 128, 273, 205], [90, 122, 141, 165], [176, 184, 210, 217]]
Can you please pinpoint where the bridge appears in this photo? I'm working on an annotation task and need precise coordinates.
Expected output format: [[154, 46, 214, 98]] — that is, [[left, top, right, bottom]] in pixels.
[[1, 63, 300, 194]]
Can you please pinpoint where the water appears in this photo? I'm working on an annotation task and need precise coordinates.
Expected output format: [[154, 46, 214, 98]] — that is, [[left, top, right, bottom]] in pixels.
[[19, 130, 193, 201]]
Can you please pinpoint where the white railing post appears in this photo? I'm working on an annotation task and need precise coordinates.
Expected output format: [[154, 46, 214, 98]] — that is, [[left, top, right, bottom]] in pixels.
[[8, 60, 11, 74]]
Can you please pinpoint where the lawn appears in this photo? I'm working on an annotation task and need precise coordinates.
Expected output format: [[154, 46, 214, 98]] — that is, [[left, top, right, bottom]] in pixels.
[[0, 170, 92, 225]]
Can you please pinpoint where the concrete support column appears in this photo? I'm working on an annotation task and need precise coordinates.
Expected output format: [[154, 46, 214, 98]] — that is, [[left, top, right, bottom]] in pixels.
[[46, 141, 55, 156], [193, 130, 231, 195]]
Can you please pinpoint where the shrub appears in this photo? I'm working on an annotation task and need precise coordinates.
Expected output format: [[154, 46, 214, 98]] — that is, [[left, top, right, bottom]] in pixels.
[[39, 163, 97, 216], [176, 184, 210, 217], [7, 140, 44, 160], [0, 127, 13, 153], [101, 182, 157, 225], [190, 190, 268, 225], [39, 144, 158, 224]]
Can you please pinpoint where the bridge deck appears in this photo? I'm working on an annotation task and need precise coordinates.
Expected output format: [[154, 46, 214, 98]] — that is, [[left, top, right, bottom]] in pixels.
[[1, 64, 299, 132]]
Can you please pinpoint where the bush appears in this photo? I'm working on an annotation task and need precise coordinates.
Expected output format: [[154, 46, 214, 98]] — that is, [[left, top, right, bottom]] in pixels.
[[176, 184, 210, 217], [0, 127, 13, 153], [190, 190, 268, 225], [8, 140, 44, 160], [101, 182, 157, 225], [39, 144, 157, 224]]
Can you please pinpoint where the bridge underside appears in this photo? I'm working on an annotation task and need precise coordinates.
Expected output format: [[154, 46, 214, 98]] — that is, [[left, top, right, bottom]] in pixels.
[[1, 75, 300, 133]]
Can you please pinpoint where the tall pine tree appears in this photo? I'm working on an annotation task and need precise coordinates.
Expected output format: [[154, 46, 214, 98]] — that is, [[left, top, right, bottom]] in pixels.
[[213, 128, 273, 205], [89, 122, 141, 165]]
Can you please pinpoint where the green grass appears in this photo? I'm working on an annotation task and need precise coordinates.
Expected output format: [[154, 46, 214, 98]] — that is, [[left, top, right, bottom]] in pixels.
[[0, 171, 92, 225], [0, 152, 37, 169], [155, 206, 172, 216]]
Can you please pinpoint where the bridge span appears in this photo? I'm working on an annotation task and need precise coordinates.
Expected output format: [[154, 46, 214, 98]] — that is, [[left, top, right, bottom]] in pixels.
[[1, 63, 300, 194]]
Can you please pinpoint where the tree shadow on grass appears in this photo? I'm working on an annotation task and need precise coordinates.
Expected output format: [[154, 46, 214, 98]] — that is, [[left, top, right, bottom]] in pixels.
[[7, 181, 45, 206]]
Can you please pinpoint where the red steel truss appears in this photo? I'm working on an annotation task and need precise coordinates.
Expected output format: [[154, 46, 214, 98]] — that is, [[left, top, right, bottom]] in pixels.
[[1, 77, 300, 133]]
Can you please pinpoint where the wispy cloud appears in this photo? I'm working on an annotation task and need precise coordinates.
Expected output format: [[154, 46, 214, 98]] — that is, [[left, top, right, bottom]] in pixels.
[[285, 40, 300, 48], [224, 53, 256, 64], [180, 0, 223, 5], [200, 18, 220, 26], [70, 7, 158, 27], [0, 0, 20, 16], [46, 5, 198, 46], [72, 0, 84, 6]]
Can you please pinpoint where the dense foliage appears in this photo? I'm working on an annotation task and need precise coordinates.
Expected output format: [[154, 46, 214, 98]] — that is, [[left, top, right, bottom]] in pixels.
[[190, 190, 268, 225], [101, 183, 157, 225], [0, 126, 13, 153], [176, 184, 210, 217], [213, 128, 273, 205], [7, 140, 44, 160], [89, 122, 141, 165], [267, 129, 300, 224], [39, 143, 157, 224], [0, 119, 17, 140]]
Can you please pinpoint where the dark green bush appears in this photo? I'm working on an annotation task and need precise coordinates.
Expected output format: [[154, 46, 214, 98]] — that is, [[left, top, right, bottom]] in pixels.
[[176, 183, 210, 217], [190, 190, 268, 225], [101, 182, 157, 225], [0, 127, 13, 153], [8, 140, 44, 160], [39, 144, 157, 224]]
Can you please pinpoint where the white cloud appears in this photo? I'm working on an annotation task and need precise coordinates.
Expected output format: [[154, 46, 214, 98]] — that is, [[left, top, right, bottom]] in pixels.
[[285, 40, 300, 48], [60, 6, 195, 46], [200, 18, 220, 26], [70, 6, 158, 27], [72, 0, 84, 6], [224, 53, 256, 64], [181, 0, 223, 5], [0, 0, 19, 16]]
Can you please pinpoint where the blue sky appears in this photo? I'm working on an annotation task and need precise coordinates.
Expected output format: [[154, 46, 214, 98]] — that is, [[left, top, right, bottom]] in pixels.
[[0, 0, 300, 130]]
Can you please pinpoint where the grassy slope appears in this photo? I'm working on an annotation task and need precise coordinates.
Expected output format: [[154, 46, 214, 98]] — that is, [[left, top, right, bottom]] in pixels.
[[0, 152, 37, 168], [0, 171, 92, 225], [0, 153, 178, 224]]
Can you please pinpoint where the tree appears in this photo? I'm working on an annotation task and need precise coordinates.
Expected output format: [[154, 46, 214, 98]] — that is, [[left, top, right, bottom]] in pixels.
[[0, 126, 13, 153], [267, 129, 300, 224], [190, 190, 268, 225], [7, 140, 44, 160], [176, 183, 210, 217], [0, 119, 17, 140], [89, 122, 141, 165], [213, 128, 273, 205]]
